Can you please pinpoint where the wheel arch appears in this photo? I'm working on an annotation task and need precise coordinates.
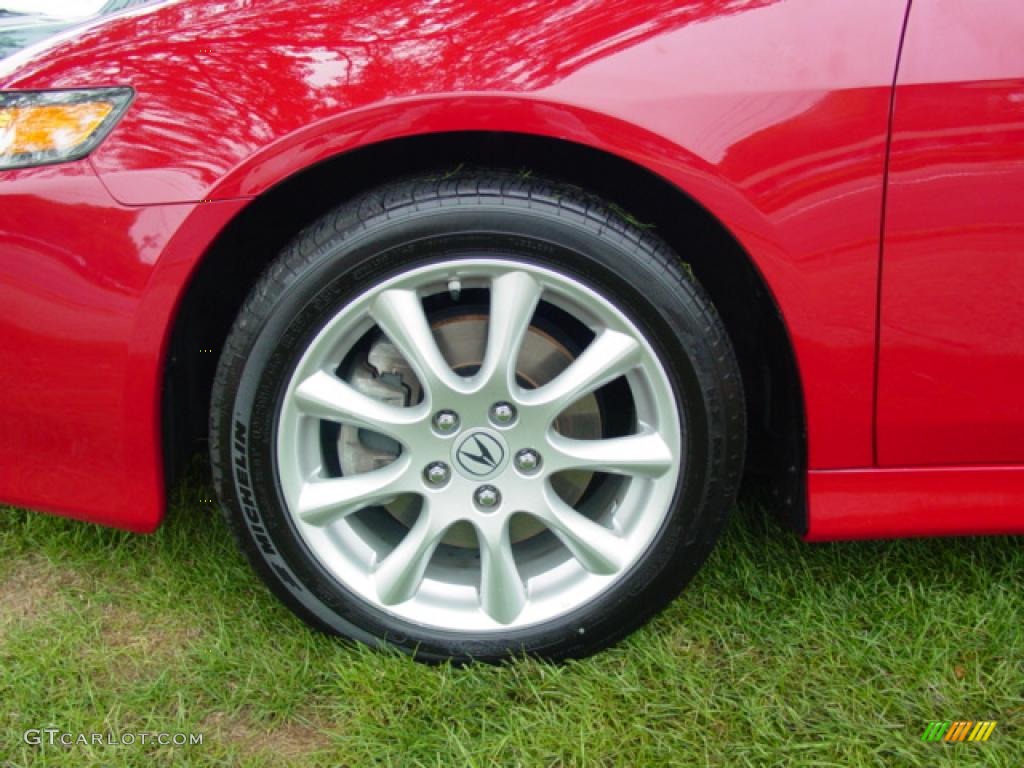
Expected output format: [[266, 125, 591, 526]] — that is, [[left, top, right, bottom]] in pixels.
[[164, 130, 807, 533]]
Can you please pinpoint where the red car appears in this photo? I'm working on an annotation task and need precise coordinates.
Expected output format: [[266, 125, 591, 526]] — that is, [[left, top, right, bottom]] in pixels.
[[1, 0, 1021, 661]]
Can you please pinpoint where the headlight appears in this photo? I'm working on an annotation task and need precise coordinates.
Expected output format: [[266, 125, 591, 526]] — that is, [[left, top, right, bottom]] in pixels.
[[0, 88, 133, 170]]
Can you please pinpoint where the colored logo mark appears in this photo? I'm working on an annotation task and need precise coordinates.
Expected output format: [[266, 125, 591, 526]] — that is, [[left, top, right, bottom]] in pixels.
[[921, 721, 997, 742]]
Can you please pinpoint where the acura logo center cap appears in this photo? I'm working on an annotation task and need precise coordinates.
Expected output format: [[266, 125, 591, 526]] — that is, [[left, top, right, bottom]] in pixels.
[[452, 428, 509, 481]]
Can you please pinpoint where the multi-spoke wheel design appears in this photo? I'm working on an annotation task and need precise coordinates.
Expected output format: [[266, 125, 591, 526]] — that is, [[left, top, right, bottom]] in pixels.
[[211, 171, 744, 661], [277, 261, 682, 629]]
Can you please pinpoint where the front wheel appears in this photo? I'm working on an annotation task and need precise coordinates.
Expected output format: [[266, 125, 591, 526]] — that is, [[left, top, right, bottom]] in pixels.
[[210, 171, 745, 662]]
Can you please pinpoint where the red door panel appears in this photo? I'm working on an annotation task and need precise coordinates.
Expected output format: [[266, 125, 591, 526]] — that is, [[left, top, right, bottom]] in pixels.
[[878, 0, 1024, 466]]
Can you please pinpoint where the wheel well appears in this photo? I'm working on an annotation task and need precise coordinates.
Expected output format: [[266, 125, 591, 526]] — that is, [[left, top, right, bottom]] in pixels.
[[164, 131, 806, 532]]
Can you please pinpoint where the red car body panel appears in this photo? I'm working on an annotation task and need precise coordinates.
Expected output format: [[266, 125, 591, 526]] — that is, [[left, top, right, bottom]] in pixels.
[[807, 467, 1024, 541], [0, 162, 244, 531], [877, 0, 1024, 466], [0, 0, 1021, 538]]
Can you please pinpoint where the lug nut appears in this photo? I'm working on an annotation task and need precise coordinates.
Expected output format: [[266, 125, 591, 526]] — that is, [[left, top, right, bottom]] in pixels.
[[432, 410, 460, 434], [489, 401, 517, 426], [473, 485, 501, 510], [514, 449, 542, 473], [423, 462, 451, 488]]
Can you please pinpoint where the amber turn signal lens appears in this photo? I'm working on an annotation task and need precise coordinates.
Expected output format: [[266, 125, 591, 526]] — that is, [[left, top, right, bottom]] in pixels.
[[0, 102, 114, 156], [0, 88, 133, 170]]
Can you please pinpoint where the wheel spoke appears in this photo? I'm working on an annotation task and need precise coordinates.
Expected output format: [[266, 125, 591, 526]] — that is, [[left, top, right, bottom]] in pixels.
[[370, 288, 463, 398], [296, 458, 411, 527], [475, 521, 527, 624], [374, 501, 448, 605], [533, 485, 625, 575], [476, 271, 542, 392], [519, 329, 642, 420], [546, 428, 674, 478], [293, 370, 423, 440]]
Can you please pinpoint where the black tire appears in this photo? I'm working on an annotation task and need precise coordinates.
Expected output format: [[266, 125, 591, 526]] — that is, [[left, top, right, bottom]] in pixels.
[[210, 170, 745, 662]]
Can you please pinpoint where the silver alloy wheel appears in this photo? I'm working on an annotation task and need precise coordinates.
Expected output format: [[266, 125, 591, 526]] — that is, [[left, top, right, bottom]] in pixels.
[[276, 259, 683, 630]]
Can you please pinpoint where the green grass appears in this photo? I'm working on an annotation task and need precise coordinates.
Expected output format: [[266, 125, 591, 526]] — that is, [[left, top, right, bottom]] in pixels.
[[1, 475, 1022, 767]]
